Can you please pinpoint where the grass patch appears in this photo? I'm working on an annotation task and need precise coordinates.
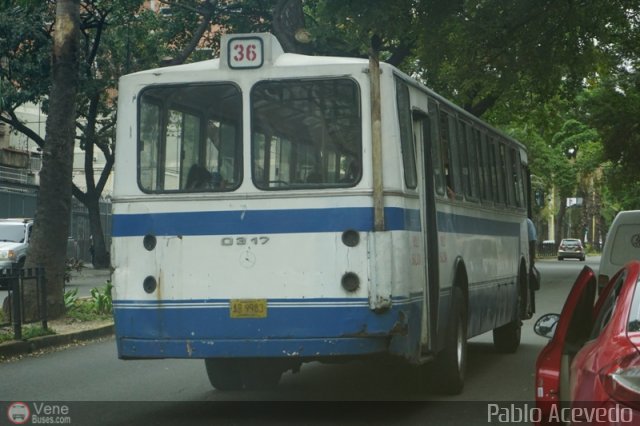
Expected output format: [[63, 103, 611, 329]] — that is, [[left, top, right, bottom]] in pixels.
[[66, 300, 113, 322], [0, 325, 55, 344]]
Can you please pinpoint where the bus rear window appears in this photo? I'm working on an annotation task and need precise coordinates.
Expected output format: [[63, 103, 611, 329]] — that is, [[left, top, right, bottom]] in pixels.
[[251, 78, 361, 190], [138, 84, 242, 193]]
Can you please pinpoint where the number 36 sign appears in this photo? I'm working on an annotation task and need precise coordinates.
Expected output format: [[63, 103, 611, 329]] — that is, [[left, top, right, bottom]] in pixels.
[[228, 37, 263, 69]]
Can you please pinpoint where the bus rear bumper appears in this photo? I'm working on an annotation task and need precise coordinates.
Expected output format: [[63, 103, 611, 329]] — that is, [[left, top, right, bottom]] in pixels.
[[116, 337, 390, 360]]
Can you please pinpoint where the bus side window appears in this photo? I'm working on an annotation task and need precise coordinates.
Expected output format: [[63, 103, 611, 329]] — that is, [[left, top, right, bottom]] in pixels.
[[510, 148, 524, 208], [395, 79, 418, 189], [498, 141, 513, 206], [470, 127, 483, 200], [439, 110, 462, 199], [490, 137, 505, 204], [439, 111, 453, 197], [479, 132, 492, 202], [429, 101, 445, 196], [458, 120, 479, 201], [448, 115, 462, 198]]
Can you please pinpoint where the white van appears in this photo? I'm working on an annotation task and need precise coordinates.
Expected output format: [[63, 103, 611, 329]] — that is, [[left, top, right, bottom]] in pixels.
[[598, 210, 640, 291]]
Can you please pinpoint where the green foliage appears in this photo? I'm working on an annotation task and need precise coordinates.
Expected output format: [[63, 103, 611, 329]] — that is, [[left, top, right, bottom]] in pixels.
[[415, 0, 623, 116], [305, 0, 419, 66], [580, 72, 640, 202], [90, 281, 113, 315], [0, 2, 52, 113], [0, 325, 55, 344], [64, 287, 79, 310], [66, 282, 113, 321]]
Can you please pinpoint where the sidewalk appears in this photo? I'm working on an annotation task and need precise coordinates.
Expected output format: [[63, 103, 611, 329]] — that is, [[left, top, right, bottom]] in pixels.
[[66, 265, 112, 298], [0, 266, 114, 360], [0, 322, 114, 359]]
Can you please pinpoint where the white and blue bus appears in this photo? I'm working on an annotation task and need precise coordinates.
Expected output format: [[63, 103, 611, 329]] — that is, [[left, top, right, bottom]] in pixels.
[[111, 33, 534, 394]]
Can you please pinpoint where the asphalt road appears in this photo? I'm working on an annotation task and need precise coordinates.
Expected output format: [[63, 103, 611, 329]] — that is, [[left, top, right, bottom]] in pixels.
[[1, 256, 599, 425]]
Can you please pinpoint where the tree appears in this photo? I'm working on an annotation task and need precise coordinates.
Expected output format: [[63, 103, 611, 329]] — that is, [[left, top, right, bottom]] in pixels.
[[415, 0, 636, 117], [0, 1, 166, 269], [580, 72, 640, 210], [26, 0, 81, 318], [549, 119, 602, 243], [72, 0, 166, 268]]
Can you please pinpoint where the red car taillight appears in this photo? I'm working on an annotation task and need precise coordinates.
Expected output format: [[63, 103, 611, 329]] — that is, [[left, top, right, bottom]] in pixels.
[[600, 352, 640, 410]]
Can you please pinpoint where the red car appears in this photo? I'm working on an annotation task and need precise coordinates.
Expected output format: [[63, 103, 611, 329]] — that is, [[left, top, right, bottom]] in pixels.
[[534, 260, 640, 425]]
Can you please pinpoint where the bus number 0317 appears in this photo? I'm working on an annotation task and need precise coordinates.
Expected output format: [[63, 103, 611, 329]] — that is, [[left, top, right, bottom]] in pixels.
[[221, 236, 270, 247]]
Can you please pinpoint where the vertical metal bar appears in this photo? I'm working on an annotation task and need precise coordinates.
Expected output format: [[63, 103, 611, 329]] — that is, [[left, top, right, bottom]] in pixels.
[[11, 268, 22, 340], [39, 266, 47, 330], [369, 48, 385, 232]]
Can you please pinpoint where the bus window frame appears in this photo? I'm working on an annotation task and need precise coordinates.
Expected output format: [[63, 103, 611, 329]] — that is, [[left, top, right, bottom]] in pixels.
[[395, 78, 418, 190], [428, 100, 445, 197], [250, 77, 363, 191], [136, 82, 244, 194]]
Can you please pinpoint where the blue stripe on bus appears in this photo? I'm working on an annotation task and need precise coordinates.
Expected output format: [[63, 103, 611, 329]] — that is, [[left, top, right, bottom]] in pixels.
[[111, 206, 520, 237], [111, 207, 421, 237], [436, 211, 521, 237]]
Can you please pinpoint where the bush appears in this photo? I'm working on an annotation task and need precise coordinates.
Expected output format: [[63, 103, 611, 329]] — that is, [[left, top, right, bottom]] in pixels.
[[65, 282, 113, 321], [90, 281, 113, 315]]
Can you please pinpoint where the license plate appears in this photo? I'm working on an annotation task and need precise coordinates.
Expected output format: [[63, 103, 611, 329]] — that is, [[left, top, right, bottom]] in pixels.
[[230, 299, 267, 318]]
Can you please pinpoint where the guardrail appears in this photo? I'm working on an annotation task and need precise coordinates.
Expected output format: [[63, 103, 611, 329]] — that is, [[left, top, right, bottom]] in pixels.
[[0, 266, 47, 340]]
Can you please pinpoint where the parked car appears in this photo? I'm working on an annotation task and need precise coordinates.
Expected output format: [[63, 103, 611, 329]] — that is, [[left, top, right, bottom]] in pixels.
[[534, 261, 640, 425], [0, 218, 33, 269], [598, 210, 640, 292], [557, 238, 585, 261]]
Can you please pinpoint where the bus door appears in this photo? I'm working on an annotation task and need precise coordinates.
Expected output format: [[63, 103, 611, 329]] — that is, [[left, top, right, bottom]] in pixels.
[[413, 109, 441, 352]]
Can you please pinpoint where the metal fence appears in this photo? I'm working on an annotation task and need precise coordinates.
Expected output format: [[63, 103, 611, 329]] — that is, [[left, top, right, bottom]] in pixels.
[[0, 266, 47, 340], [0, 186, 112, 264], [539, 241, 557, 258]]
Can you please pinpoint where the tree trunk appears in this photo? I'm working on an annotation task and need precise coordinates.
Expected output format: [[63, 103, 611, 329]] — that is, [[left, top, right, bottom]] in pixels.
[[25, 0, 80, 319], [555, 200, 567, 249], [87, 195, 109, 268], [272, 0, 310, 54]]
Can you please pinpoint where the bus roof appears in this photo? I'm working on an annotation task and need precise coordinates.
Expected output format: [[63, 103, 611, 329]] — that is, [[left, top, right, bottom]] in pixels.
[[121, 32, 528, 162]]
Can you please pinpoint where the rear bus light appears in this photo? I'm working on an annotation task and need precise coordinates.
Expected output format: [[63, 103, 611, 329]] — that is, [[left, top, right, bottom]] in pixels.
[[600, 352, 640, 410]]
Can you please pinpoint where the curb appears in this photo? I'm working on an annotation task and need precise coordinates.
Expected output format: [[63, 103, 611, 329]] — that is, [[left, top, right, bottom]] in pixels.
[[0, 324, 114, 359]]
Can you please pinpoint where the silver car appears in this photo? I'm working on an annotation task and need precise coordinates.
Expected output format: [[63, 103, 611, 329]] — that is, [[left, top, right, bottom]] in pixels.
[[0, 218, 33, 269], [557, 238, 585, 261]]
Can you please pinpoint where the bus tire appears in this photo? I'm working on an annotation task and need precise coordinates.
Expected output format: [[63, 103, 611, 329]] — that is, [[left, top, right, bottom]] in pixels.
[[204, 358, 243, 391], [493, 271, 524, 353], [240, 358, 283, 390], [434, 287, 467, 395], [492, 320, 521, 353]]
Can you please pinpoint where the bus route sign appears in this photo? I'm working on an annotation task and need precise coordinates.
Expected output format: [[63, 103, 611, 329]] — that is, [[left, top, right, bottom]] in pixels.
[[227, 37, 264, 69]]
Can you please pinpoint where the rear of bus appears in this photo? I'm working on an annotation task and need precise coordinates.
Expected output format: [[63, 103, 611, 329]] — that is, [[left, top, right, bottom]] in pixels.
[[111, 34, 424, 388]]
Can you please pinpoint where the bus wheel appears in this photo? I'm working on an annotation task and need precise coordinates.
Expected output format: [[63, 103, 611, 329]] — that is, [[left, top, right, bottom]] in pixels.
[[492, 320, 521, 353], [204, 358, 243, 391], [434, 288, 467, 395], [240, 358, 283, 390]]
